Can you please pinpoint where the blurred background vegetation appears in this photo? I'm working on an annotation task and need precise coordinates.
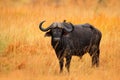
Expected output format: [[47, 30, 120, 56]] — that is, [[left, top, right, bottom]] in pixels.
[[0, 0, 120, 14], [0, 1, 120, 80]]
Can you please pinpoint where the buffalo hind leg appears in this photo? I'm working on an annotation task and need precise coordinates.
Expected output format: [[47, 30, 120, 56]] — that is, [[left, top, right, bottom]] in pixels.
[[65, 56, 72, 73], [59, 58, 64, 73], [91, 49, 100, 67]]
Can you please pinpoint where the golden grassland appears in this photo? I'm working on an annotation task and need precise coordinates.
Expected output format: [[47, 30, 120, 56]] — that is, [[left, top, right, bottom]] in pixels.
[[0, 0, 120, 80]]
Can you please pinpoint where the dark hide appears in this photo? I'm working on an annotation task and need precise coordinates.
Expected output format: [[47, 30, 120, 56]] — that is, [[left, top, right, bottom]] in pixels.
[[40, 21, 102, 73]]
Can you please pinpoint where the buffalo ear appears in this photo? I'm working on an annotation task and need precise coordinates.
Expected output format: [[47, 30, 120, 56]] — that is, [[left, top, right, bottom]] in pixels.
[[62, 29, 69, 35], [44, 31, 51, 37]]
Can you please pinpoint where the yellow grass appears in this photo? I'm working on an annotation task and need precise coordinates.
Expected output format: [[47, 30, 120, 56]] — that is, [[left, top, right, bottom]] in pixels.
[[0, 0, 120, 80]]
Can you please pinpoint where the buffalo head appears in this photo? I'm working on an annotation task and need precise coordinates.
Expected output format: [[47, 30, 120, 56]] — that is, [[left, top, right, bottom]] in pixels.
[[39, 20, 74, 41]]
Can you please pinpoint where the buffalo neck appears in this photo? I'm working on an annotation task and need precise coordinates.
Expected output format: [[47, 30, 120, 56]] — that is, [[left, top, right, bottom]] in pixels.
[[51, 37, 65, 52]]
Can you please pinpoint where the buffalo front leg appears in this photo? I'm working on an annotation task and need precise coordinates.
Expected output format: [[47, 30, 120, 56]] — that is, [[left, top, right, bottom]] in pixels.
[[65, 56, 72, 73], [59, 58, 64, 73]]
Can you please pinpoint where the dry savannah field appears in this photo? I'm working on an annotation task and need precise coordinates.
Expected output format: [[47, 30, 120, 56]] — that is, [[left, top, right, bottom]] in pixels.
[[0, 0, 120, 80]]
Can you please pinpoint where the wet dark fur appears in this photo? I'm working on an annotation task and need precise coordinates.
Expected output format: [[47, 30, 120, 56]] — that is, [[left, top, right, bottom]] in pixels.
[[51, 23, 102, 73]]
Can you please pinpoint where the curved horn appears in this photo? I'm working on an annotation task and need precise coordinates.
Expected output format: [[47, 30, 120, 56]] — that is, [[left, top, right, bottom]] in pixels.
[[39, 20, 50, 32], [63, 22, 74, 32]]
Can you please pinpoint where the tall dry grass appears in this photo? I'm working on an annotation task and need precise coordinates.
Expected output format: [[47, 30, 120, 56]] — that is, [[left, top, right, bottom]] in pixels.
[[0, 0, 120, 80]]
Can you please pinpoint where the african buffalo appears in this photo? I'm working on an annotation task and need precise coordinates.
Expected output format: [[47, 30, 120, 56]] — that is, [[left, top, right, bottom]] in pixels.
[[39, 20, 102, 73]]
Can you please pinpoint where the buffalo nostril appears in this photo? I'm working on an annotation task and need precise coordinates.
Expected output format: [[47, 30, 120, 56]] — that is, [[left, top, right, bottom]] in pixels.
[[53, 38, 60, 41]]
